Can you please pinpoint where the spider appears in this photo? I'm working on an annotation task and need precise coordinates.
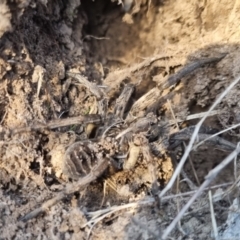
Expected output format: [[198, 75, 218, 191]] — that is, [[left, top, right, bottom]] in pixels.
[[19, 71, 169, 222], [62, 80, 161, 184], [19, 54, 226, 221]]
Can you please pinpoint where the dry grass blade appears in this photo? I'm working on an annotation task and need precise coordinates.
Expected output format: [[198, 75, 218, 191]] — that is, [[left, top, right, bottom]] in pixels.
[[167, 100, 199, 188], [209, 190, 218, 239], [220, 167, 240, 200]]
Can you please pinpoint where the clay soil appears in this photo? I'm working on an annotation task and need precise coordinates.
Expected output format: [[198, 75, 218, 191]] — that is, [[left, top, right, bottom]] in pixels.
[[1, 0, 240, 239]]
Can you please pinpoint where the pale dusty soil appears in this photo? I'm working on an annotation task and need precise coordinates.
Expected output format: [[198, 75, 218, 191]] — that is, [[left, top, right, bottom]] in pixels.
[[1, 0, 240, 239]]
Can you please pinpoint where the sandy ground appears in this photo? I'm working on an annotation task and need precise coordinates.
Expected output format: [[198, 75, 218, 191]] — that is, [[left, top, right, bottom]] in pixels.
[[1, 0, 240, 239]]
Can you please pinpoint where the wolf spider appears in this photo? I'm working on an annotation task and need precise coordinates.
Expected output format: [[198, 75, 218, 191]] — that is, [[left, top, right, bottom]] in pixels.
[[19, 54, 226, 221], [18, 71, 164, 221]]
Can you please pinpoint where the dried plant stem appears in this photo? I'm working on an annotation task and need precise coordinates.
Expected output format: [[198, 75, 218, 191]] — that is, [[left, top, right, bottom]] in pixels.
[[194, 122, 240, 150], [67, 72, 104, 100], [11, 114, 104, 134], [84, 182, 232, 229], [209, 190, 218, 239], [167, 99, 199, 188], [169, 109, 223, 124]]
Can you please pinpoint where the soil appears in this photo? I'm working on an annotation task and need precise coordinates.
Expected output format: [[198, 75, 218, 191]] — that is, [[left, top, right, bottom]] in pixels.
[[1, 0, 240, 239]]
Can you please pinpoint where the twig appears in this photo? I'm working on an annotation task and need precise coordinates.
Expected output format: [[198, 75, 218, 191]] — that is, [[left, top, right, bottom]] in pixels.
[[167, 100, 199, 188], [0, 104, 9, 125], [234, 142, 240, 180], [67, 72, 104, 100], [11, 114, 104, 135], [194, 122, 240, 150], [169, 131, 237, 152], [169, 109, 224, 124], [209, 190, 218, 239], [167, 98, 192, 234], [220, 167, 240, 200]]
